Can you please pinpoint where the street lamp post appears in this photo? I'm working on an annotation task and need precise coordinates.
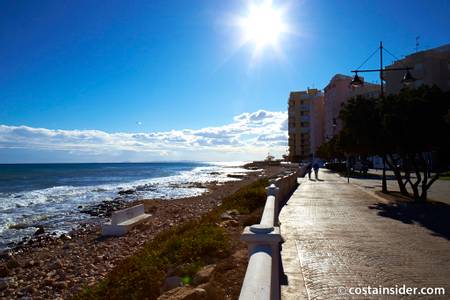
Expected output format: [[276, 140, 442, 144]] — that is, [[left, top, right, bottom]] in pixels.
[[350, 41, 415, 193]]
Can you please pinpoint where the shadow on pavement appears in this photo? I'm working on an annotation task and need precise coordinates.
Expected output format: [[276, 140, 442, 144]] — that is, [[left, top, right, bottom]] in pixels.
[[369, 199, 450, 241], [350, 172, 397, 180]]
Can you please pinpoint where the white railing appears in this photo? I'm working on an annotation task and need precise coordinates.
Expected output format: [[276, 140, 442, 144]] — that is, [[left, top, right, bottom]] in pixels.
[[239, 171, 299, 300], [239, 245, 273, 300]]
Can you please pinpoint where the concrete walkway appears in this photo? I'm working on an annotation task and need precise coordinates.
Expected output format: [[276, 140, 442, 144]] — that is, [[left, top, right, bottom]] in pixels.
[[279, 170, 450, 300]]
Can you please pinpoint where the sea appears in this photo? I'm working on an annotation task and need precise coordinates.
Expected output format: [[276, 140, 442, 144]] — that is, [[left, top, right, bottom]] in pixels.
[[0, 162, 251, 251]]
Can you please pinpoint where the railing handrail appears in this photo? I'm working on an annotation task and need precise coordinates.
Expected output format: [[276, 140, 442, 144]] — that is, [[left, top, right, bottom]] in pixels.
[[238, 245, 273, 300], [260, 195, 275, 227], [239, 170, 299, 300]]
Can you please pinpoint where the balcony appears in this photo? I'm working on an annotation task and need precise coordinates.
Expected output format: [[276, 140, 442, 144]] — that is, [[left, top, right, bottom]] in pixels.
[[300, 115, 310, 122], [300, 127, 310, 133]]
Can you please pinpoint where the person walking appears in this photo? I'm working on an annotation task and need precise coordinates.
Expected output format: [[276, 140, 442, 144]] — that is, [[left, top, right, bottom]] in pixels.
[[305, 162, 312, 180], [313, 162, 320, 180]]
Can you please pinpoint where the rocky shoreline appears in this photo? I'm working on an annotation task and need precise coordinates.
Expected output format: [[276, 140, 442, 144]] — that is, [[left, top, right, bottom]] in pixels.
[[2, 178, 213, 253], [0, 164, 283, 299]]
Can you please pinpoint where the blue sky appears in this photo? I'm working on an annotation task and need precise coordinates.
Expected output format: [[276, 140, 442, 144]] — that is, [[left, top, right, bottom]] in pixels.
[[1, 0, 449, 162]]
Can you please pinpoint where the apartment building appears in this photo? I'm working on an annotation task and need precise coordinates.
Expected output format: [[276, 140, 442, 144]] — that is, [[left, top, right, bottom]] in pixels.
[[384, 44, 450, 94], [287, 44, 449, 162], [323, 74, 379, 142], [288, 89, 324, 162]]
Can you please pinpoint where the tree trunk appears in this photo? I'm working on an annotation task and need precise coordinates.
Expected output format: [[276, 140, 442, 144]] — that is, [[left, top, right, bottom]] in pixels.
[[381, 155, 388, 193], [385, 154, 409, 196], [420, 187, 428, 202], [417, 153, 438, 202], [411, 183, 420, 201], [410, 156, 423, 202], [420, 164, 428, 202]]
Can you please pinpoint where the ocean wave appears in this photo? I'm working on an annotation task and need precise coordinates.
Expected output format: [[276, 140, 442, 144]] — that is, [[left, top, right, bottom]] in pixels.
[[0, 162, 254, 250]]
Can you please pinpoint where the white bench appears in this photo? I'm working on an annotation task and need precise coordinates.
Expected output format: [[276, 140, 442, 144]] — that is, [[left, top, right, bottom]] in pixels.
[[101, 204, 151, 236]]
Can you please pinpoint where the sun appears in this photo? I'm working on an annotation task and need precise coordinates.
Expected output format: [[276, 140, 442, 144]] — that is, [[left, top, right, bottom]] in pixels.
[[238, 1, 288, 51]]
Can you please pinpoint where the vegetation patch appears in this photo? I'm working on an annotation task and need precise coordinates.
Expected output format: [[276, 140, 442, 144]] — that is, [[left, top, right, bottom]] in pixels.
[[75, 178, 268, 300], [439, 170, 450, 180]]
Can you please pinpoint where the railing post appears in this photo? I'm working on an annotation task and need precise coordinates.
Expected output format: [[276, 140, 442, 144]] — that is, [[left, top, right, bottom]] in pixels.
[[241, 224, 283, 300], [266, 184, 280, 225]]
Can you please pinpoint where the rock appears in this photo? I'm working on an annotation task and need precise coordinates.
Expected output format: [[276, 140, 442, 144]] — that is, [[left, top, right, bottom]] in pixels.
[[227, 174, 245, 179], [0, 264, 9, 277], [193, 264, 215, 285], [46, 270, 56, 277], [52, 281, 68, 290], [25, 260, 36, 268], [157, 287, 207, 300], [19, 284, 33, 294], [34, 226, 45, 236], [50, 259, 63, 269], [44, 277, 55, 286], [219, 212, 233, 221], [60, 234, 71, 241], [197, 283, 220, 299], [220, 220, 239, 228], [0, 279, 7, 291], [0, 277, 13, 291], [118, 189, 135, 195], [226, 209, 240, 216]]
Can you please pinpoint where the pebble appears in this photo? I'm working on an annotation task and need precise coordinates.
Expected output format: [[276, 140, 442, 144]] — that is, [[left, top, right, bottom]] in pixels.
[[34, 226, 45, 236], [0, 278, 9, 291], [0, 264, 10, 277]]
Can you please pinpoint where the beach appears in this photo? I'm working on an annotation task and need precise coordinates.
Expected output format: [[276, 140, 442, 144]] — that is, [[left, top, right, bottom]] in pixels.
[[0, 163, 286, 299]]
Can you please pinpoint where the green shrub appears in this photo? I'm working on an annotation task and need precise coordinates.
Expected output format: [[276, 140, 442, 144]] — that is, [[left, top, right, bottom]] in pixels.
[[219, 178, 269, 214]]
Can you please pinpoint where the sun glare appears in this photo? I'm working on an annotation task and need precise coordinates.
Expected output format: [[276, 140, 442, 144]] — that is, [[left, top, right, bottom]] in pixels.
[[238, 1, 288, 52]]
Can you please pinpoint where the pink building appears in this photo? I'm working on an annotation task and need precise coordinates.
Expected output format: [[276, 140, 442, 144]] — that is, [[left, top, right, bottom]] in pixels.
[[384, 44, 450, 94], [288, 75, 379, 162], [323, 74, 379, 142], [310, 94, 325, 155]]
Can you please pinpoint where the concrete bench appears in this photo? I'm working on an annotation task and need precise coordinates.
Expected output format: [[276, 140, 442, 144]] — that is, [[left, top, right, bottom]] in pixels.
[[101, 204, 151, 236]]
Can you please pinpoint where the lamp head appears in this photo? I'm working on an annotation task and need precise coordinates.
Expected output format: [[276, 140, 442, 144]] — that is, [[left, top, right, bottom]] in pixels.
[[401, 69, 415, 85], [350, 72, 364, 87]]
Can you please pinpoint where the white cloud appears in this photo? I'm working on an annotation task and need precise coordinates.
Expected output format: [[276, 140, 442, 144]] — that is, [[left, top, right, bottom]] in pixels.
[[0, 110, 288, 163]]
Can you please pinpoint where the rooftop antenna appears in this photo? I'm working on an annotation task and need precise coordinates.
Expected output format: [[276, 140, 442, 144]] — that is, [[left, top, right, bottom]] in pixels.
[[415, 36, 420, 52]]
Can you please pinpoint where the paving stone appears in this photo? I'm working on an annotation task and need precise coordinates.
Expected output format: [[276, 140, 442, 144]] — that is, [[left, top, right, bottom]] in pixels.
[[279, 170, 450, 300]]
